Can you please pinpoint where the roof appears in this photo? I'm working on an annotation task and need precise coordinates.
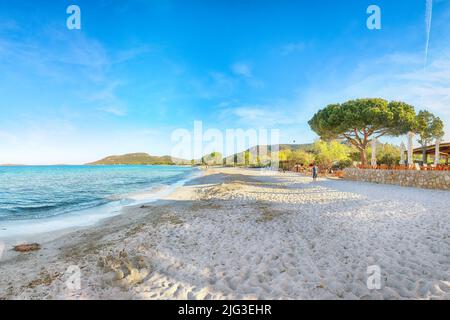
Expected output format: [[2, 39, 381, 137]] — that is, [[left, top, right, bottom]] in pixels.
[[413, 142, 450, 156]]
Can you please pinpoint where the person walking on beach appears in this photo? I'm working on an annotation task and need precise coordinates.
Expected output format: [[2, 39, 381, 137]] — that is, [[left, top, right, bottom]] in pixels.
[[312, 163, 318, 181]]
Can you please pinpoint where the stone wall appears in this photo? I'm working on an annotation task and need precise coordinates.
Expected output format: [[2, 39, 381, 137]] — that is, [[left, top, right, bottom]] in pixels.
[[343, 168, 450, 190]]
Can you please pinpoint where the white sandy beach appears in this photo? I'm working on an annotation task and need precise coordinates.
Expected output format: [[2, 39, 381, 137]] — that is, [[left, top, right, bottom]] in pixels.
[[0, 167, 449, 300]]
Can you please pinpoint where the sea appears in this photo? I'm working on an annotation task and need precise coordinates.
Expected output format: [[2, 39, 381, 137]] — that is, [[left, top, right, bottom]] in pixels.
[[0, 165, 198, 239]]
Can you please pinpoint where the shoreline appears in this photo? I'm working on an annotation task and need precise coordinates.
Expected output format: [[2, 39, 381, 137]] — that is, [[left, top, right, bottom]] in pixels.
[[0, 167, 449, 299], [0, 167, 203, 246]]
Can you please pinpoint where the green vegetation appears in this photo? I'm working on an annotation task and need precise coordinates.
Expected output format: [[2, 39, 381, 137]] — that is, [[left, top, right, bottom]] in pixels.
[[312, 140, 351, 171], [87, 153, 187, 165], [277, 140, 407, 172], [349, 143, 401, 166], [415, 110, 444, 163], [278, 149, 315, 166], [331, 159, 353, 171], [201, 152, 223, 166], [290, 150, 316, 166], [277, 140, 352, 171], [374, 143, 401, 166], [223, 143, 313, 167], [308, 98, 416, 165], [243, 151, 252, 166]]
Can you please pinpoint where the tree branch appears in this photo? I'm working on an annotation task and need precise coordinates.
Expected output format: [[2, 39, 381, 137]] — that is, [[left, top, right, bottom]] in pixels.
[[353, 129, 363, 145], [343, 134, 363, 150], [375, 131, 388, 139]]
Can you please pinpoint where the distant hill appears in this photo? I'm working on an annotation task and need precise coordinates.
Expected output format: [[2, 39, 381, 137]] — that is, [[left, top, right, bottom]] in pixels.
[[278, 143, 314, 151], [223, 143, 313, 164], [87, 144, 313, 166], [247, 143, 314, 154], [86, 153, 189, 165]]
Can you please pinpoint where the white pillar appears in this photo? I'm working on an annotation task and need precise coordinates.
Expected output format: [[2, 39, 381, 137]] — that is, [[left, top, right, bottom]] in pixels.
[[399, 142, 406, 165], [371, 139, 377, 166], [407, 132, 414, 166], [434, 138, 441, 165]]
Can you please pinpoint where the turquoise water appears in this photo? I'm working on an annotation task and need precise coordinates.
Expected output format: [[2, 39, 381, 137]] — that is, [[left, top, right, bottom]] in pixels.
[[0, 165, 195, 222]]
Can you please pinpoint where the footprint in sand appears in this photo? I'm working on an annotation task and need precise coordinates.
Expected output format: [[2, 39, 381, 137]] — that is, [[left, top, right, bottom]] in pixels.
[[240, 268, 251, 282], [196, 288, 212, 300], [225, 276, 240, 291], [415, 279, 433, 298], [438, 281, 450, 293]]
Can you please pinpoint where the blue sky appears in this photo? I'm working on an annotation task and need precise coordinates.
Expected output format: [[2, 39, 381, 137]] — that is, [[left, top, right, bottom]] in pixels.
[[1, 0, 450, 164]]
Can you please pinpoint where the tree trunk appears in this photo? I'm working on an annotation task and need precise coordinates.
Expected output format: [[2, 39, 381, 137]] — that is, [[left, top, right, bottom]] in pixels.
[[422, 145, 428, 164], [360, 149, 367, 165]]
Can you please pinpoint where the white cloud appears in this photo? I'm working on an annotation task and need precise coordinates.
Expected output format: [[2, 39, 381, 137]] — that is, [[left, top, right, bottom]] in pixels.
[[0, 28, 151, 117], [231, 62, 252, 77], [90, 81, 128, 116], [98, 105, 127, 116], [221, 105, 297, 127], [187, 71, 236, 99], [280, 42, 305, 56], [112, 45, 153, 64]]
